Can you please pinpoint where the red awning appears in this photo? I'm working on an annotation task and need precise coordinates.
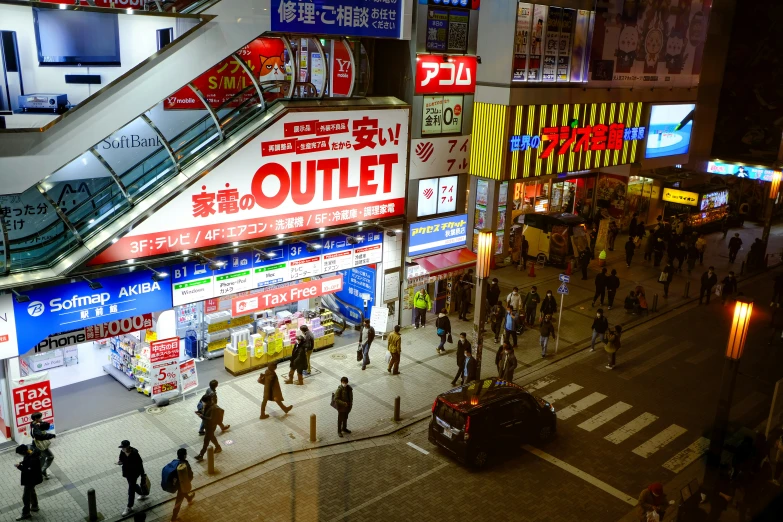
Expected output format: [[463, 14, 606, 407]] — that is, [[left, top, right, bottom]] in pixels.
[[414, 248, 477, 277]]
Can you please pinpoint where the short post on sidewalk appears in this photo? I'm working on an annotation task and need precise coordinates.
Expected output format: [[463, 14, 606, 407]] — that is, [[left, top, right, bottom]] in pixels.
[[86, 488, 102, 522], [652, 293, 658, 313], [310, 414, 317, 442], [683, 281, 690, 298], [207, 446, 215, 474], [394, 396, 401, 422], [740, 260, 745, 275]]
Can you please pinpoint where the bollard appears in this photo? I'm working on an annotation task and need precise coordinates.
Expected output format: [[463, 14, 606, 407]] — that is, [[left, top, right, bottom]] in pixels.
[[683, 281, 690, 298], [310, 414, 317, 442], [207, 446, 215, 475], [740, 260, 745, 275], [87, 488, 99, 522], [652, 293, 658, 313], [394, 396, 401, 422]]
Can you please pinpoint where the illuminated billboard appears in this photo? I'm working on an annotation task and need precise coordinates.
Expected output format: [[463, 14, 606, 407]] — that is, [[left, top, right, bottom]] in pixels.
[[645, 104, 695, 159], [706, 161, 779, 182]]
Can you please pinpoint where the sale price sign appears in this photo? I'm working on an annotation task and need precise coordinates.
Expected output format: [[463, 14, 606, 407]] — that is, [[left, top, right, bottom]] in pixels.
[[152, 359, 180, 397], [179, 359, 199, 394], [150, 337, 181, 363], [12, 373, 54, 437]]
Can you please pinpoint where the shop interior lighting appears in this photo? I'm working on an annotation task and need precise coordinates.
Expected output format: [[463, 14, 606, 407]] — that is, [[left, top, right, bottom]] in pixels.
[[303, 241, 322, 253], [81, 276, 103, 290], [197, 254, 226, 271], [253, 249, 276, 260], [10, 289, 29, 303], [143, 265, 169, 283], [346, 235, 360, 245]]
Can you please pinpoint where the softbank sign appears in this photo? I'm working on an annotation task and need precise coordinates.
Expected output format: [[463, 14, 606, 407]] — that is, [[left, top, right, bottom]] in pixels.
[[91, 108, 409, 264]]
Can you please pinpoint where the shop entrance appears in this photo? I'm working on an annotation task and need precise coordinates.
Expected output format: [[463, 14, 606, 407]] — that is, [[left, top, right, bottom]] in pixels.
[[550, 176, 595, 216]]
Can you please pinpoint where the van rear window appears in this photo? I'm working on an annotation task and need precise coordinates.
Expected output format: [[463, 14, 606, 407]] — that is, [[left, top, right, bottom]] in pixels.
[[434, 401, 466, 430]]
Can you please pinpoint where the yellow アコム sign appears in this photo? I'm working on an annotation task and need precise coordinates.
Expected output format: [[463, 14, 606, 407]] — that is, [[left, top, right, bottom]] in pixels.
[[662, 188, 699, 206]]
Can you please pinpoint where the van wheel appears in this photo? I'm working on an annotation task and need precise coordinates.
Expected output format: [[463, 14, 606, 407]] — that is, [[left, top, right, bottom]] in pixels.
[[538, 425, 553, 442], [471, 449, 489, 469]]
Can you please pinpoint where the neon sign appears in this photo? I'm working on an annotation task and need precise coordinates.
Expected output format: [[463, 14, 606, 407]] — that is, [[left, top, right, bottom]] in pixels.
[[510, 126, 646, 155]]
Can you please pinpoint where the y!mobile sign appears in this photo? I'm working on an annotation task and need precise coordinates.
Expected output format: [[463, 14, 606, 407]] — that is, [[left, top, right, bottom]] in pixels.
[[91, 109, 409, 264]]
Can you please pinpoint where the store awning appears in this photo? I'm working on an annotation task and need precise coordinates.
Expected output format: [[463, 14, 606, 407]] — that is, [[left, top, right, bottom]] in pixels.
[[409, 249, 477, 284]]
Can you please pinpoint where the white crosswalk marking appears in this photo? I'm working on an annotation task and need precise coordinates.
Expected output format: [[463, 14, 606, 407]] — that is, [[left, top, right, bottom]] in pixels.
[[543, 384, 583, 404], [578, 402, 633, 432], [557, 392, 608, 421], [632, 424, 688, 458], [662, 437, 710, 473], [523, 376, 558, 392], [605, 413, 659, 444]]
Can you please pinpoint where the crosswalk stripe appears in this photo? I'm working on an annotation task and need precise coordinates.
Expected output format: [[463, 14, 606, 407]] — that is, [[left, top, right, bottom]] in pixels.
[[579, 402, 633, 432], [605, 413, 658, 444], [620, 342, 692, 380], [543, 383, 583, 404], [632, 424, 688, 458], [557, 392, 607, 420], [523, 376, 558, 392], [662, 437, 710, 473], [598, 335, 672, 370]]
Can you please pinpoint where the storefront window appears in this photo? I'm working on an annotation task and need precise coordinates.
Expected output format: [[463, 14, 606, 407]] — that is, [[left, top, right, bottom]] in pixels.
[[627, 176, 658, 224], [550, 177, 595, 216], [595, 173, 627, 220]]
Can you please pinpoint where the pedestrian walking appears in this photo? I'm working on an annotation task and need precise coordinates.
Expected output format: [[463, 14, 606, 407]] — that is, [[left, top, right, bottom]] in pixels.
[[643, 231, 655, 262], [659, 261, 674, 298], [592, 268, 608, 307], [458, 281, 471, 320], [498, 343, 518, 380], [489, 303, 503, 344], [523, 286, 541, 325], [169, 448, 195, 522], [539, 314, 556, 357], [258, 362, 292, 420], [636, 221, 646, 240], [452, 333, 471, 385], [604, 325, 622, 369], [487, 277, 501, 307], [636, 482, 673, 522], [333, 376, 353, 437], [674, 241, 686, 272], [117, 440, 148, 517], [625, 237, 635, 267], [606, 269, 620, 310], [435, 310, 451, 354], [461, 346, 477, 385], [519, 235, 530, 270], [14, 444, 42, 521], [300, 325, 315, 375], [386, 325, 402, 375], [653, 237, 666, 267], [198, 380, 230, 435], [589, 225, 598, 258], [686, 243, 699, 274], [506, 287, 523, 311], [194, 395, 223, 460], [728, 233, 743, 263], [624, 291, 638, 314], [695, 234, 707, 265], [579, 247, 591, 280], [413, 288, 431, 328], [29, 412, 55, 479], [629, 213, 638, 237], [358, 318, 375, 370], [285, 335, 307, 385], [722, 271, 738, 305], [608, 221, 619, 251], [503, 305, 519, 347], [540, 290, 557, 322], [772, 274, 783, 307], [749, 237, 764, 270], [699, 267, 718, 305], [721, 215, 730, 238], [590, 309, 609, 352]]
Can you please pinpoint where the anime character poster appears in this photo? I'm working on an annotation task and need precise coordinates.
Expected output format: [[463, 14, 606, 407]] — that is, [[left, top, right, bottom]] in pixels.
[[588, 0, 712, 88]]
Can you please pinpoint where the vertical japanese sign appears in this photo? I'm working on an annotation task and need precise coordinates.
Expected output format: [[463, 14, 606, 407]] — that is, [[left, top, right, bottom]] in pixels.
[[542, 7, 560, 82], [150, 337, 181, 398], [90, 108, 408, 264], [557, 9, 574, 82], [12, 373, 54, 437], [528, 4, 548, 81], [512, 3, 533, 82], [271, 0, 405, 39]]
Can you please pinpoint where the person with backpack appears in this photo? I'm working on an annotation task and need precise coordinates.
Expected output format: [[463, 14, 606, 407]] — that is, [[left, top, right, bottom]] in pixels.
[[435, 310, 451, 354], [258, 361, 292, 420], [194, 394, 223, 461], [452, 333, 471, 386], [413, 289, 432, 328], [333, 377, 353, 437], [14, 444, 43, 521], [523, 286, 541, 326], [358, 318, 375, 370], [29, 412, 55, 479], [590, 309, 609, 352], [117, 440, 148, 517], [284, 335, 308, 385], [604, 325, 622, 370], [163, 448, 195, 522], [198, 380, 230, 435], [300, 325, 315, 375]]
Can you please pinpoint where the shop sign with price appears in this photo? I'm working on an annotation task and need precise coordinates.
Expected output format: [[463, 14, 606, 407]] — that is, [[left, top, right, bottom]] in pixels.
[[150, 337, 181, 398]]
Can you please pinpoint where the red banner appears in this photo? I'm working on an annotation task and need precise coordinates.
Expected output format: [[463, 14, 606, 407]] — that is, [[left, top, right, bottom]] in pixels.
[[85, 313, 153, 341], [331, 42, 353, 96], [231, 275, 343, 316], [12, 378, 54, 437], [150, 337, 181, 363], [415, 55, 477, 94]]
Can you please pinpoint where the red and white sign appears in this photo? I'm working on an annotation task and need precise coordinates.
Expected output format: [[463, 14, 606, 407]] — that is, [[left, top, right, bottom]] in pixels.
[[12, 373, 54, 437], [179, 359, 199, 394], [152, 359, 180, 397], [409, 135, 471, 180], [86, 314, 153, 341], [415, 55, 477, 94], [232, 275, 343, 316], [90, 109, 408, 264], [0, 294, 19, 361], [150, 337, 181, 363], [330, 41, 354, 97]]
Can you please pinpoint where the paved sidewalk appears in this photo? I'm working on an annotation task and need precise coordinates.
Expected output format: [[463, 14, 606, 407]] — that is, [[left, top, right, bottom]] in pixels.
[[1, 223, 781, 522]]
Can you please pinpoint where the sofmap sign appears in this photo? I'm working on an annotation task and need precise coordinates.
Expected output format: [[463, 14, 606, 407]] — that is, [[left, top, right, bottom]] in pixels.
[[415, 55, 477, 94], [271, 0, 406, 39], [13, 271, 172, 354], [91, 109, 408, 264], [408, 214, 468, 256]]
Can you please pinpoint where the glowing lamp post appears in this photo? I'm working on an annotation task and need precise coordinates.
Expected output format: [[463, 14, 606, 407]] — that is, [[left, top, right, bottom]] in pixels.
[[472, 230, 494, 378], [770, 171, 782, 200], [706, 298, 753, 490], [761, 172, 782, 261]]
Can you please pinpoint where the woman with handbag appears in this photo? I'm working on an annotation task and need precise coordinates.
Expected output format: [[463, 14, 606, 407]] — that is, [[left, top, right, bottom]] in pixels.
[[658, 262, 674, 298], [435, 310, 452, 354], [258, 361, 292, 419], [332, 376, 353, 437]]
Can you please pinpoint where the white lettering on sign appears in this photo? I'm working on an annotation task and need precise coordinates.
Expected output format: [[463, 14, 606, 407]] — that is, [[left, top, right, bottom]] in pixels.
[[415, 55, 478, 94]]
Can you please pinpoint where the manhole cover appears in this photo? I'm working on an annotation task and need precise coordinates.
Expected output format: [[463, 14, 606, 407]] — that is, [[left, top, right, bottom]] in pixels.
[[331, 353, 347, 360], [146, 407, 165, 415]]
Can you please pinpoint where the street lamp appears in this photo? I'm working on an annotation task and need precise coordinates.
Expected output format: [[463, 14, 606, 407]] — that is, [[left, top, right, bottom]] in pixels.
[[473, 230, 494, 379], [761, 171, 782, 261], [706, 297, 753, 491], [770, 171, 782, 200]]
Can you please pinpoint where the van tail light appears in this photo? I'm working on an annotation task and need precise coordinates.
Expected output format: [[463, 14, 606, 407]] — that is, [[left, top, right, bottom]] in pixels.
[[464, 416, 471, 440], [432, 399, 438, 413]]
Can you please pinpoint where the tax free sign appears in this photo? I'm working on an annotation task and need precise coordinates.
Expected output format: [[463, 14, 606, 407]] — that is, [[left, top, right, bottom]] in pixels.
[[13, 270, 173, 354]]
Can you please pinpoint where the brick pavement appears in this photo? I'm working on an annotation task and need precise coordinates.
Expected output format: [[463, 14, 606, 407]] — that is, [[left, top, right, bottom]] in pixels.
[[1, 223, 781, 522]]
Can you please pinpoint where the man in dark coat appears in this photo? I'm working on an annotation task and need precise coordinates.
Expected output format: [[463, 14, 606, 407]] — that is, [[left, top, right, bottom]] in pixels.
[[285, 335, 308, 385], [625, 237, 635, 267], [117, 440, 147, 517], [334, 376, 353, 437], [606, 269, 620, 310], [579, 247, 591, 280], [653, 238, 666, 267], [487, 278, 501, 307], [199, 380, 230, 435], [592, 268, 608, 307], [258, 362, 292, 420], [452, 333, 471, 385], [699, 266, 718, 305], [29, 412, 55, 479], [195, 394, 224, 460], [459, 281, 471, 320], [461, 346, 477, 384], [660, 262, 674, 298], [300, 325, 316, 375], [15, 444, 43, 520], [728, 233, 742, 263], [358, 319, 376, 370]]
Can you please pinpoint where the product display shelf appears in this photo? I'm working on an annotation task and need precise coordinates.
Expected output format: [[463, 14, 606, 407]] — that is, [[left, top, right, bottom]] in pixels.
[[104, 333, 146, 390], [134, 342, 152, 396], [203, 311, 254, 359]]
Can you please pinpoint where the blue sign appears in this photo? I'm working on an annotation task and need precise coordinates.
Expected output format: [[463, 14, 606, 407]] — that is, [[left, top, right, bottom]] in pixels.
[[558, 274, 570, 283], [408, 214, 468, 256], [14, 270, 173, 353], [645, 104, 695, 159], [334, 266, 376, 322], [271, 0, 404, 39], [557, 284, 569, 295]]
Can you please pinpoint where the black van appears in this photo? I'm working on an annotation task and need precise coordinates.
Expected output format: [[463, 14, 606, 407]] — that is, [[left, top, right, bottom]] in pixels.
[[428, 378, 557, 468]]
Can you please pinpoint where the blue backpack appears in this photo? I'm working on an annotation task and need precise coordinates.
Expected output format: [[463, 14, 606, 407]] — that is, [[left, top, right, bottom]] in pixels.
[[161, 460, 180, 493]]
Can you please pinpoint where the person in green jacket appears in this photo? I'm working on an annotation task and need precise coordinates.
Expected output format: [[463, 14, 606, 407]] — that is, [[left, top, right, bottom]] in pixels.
[[413, 289, 432, 328]]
